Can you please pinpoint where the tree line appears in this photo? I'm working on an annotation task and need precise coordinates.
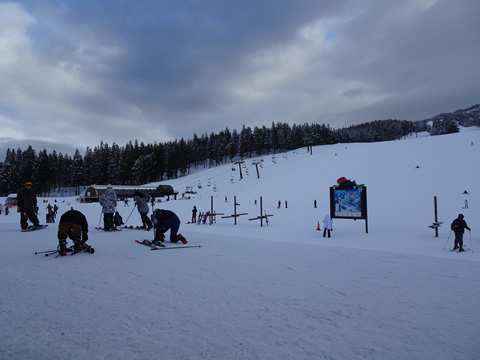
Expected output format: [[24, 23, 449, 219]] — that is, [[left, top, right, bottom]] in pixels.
[[0, 118, 452, 196]]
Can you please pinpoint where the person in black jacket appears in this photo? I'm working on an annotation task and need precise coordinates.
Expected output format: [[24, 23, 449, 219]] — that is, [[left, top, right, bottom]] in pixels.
[[17, 181, 41, 230], [57, 207, 89, 256], [153, 209, 187, 244], [451, 214, 471, 252]]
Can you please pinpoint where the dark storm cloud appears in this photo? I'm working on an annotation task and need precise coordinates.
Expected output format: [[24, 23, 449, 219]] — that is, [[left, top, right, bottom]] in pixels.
[[0, 0, 479, 152]]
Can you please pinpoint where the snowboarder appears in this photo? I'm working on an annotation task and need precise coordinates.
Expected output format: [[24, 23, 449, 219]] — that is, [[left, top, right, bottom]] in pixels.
[[17, 181, 42, 230], [124, 198, 129, 206], [277, 200, 281, 209], [133, 191, 152, 230], [314, 199, 317, 208], [99, 185, 117, 231], [450, 214, 471, 252], [57, 208, 89, 256], [464, 199, 468, 209], [153, 209, 187, 244], [192, 206, 197, 223], [323, 215, 333, 238]]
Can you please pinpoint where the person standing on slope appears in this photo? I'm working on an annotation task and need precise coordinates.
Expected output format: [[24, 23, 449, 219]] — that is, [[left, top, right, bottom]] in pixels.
[[323, 214, 333, 238], [99, 185, 118, 231], [17, 181, 42, 230], [192, 206, 197, 223], [451, 214, 471, 252], [133, 191, 153, 230]]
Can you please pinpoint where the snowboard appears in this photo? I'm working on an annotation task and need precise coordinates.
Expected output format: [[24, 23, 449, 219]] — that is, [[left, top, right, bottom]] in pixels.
[[21, 225, 48, 232]]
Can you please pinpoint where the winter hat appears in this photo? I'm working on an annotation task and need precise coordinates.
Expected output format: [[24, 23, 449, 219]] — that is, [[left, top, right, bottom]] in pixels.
[[458, 214, 464, 219], [25, 181, 32, 186], [337, 177, 347, 185], [107, 184, 113, 189]]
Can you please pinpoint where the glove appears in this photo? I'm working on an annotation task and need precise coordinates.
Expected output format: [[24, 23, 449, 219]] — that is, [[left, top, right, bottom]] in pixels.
[[17, 207, 21, 213]]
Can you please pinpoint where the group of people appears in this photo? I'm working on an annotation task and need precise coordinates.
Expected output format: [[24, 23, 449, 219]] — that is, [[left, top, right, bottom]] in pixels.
[[0, 203, 10, 215], [16, 182, 186, 255], [16, 181, 472, 255], [98, 186, 186, 244]]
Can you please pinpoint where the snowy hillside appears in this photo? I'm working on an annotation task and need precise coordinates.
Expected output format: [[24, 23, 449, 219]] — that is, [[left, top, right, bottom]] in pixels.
[[1, 128, 479, 360]]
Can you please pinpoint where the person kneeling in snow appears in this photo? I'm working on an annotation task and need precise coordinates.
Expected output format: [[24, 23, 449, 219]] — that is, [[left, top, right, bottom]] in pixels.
[[57, 208, 90, 256], [153, 209, 187, 245]]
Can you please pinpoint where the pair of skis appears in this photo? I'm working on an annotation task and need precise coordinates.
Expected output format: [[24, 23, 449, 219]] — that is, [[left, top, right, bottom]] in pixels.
[[135, 239, 201, 251], [35, 244, 95, 257]]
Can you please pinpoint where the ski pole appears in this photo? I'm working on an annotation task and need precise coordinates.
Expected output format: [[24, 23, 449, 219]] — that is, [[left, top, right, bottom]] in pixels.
[[124, 203, 137, 225], [98, 208, 103, 228], [469, 231, 474, 253], [34, 249, 58, 255], [443, 230, 452, 250]]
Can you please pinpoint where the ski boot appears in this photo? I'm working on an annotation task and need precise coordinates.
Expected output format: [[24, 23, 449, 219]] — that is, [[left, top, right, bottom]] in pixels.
[[177, 234, 188, 244], [83, 243, 95, 254], [73, 239, 82, 254], [58, 239, 67, 256]]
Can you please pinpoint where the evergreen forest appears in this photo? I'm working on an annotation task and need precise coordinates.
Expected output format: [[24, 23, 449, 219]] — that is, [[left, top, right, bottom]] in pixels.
[[0, 115, 471, 196]]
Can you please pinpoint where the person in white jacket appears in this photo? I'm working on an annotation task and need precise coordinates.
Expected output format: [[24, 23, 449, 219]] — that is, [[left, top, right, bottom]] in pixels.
[[323, 215, 333, 238]]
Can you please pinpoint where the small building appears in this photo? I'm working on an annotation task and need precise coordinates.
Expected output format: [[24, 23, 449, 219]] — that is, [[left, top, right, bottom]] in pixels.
[[5, 194, 17, 207], [77, 184, 175, 203]]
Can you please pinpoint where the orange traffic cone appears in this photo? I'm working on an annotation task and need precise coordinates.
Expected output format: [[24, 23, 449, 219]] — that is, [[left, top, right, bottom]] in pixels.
[[316, 222, 321, 231]]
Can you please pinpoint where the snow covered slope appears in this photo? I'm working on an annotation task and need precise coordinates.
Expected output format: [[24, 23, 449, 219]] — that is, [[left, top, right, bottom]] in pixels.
[[1, 128, 479, 360]]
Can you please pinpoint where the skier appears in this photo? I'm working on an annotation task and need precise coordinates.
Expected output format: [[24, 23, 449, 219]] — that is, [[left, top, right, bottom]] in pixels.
[[17, 181, 42, 230], [450, 214, 471, 252], [133, 191, 152, 230], [57, 208, 89, 256], [153, 209, 187, 244], [323, 214, 333, 238], [191, 206, 197, 223], [99, 185, 117, 231]]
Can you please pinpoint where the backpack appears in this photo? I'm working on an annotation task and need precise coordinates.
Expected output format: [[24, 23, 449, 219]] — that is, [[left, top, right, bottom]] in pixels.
[[114, 211, 124, 227]]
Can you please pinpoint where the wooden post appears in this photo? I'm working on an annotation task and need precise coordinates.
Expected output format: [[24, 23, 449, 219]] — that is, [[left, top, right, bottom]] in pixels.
[[260, 196, 263, 227], [248, 196, 273, 226], [253, 161, 261, 178], [434, 196, 438, 238], [211, 196, 214, 225], [234, 196, 238, 225]]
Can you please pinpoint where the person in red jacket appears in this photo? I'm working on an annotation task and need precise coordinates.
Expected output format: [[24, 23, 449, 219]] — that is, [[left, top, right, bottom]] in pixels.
[[16, 181, 41, 230]]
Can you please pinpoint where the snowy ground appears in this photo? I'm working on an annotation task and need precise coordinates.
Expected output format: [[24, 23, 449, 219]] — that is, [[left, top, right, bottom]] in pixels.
[[1, 128, 479, 359]]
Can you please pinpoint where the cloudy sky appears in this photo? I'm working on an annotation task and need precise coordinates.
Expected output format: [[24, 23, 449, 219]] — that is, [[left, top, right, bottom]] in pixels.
[[1, 0, 479, 156]]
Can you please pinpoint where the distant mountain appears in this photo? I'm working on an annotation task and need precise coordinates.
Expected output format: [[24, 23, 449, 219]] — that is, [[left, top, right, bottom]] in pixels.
[[424, 104, 480, 127]]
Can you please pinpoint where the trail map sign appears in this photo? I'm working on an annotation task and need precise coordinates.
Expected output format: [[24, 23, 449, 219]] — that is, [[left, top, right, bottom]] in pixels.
[[329, 185, 368, 233]]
